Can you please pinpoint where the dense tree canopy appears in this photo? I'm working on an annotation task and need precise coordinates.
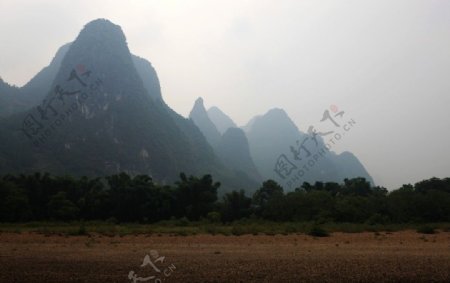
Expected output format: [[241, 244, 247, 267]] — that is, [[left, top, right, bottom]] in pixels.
[[0, 173, 449, 224]]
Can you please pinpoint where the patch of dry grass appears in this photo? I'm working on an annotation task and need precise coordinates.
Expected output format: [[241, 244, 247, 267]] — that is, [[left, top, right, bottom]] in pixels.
[[0, 231, 449, 282]]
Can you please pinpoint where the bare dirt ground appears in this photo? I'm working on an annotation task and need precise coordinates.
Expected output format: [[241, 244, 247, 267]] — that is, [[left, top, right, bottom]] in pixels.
[[1, 231, 450, 282]]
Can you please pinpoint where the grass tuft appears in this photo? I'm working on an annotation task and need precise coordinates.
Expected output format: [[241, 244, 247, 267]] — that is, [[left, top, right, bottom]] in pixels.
[[308, 226, 330, 237], [416, 225, 437, 234]]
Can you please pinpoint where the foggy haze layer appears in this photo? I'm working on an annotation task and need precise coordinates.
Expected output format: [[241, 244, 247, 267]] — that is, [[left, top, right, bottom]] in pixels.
[[1, 0, 449, 189]]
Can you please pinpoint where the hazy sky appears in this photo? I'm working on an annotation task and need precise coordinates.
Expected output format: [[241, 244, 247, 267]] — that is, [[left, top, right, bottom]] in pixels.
[[1, 0, 449, 189]]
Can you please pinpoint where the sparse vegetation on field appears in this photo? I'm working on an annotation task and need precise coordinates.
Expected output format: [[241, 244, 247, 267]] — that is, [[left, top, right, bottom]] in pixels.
[[1, 221, 450, 237], [308, 226, 330, 237], [417, 225, 437, 234], [1, 231, 449, 282]]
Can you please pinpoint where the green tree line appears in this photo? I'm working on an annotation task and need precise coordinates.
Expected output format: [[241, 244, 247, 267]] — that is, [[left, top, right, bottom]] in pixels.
[[1, 173, 450, 223]]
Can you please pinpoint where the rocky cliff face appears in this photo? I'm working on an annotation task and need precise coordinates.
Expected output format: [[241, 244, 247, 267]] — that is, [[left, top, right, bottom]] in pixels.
[[0, 19, 223, 183], [189, 97, 222, 147]]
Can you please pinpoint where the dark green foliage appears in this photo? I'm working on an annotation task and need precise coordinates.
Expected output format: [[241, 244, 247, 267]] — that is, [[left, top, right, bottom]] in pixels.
[[253, 180, 284, 207], [342, 178, 373, 196], [308, 226, 330, 237], [416, 225, 437, 234], [175, 173, 220, 221], [252, 180, 285, 220], [284, 190, 335, 222], [415, 177, 450, 193], [221, 190, 252, 222], [47, 192, 79, 221], [0, 172, 218, 223], [206, 211, 221, 223], [0, 174, 450, 224], [0, 179, 31, 221], [69, 223, 88, 236], [231, 225, 246, 236]]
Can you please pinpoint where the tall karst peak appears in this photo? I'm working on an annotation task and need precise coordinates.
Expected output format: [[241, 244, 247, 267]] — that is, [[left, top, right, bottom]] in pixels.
[[189, 97, 221, 147], [79, 19, 127, 46], [59, 18, 135, 80], [0, 19, 216, 183], [194, 97, 204, 107]]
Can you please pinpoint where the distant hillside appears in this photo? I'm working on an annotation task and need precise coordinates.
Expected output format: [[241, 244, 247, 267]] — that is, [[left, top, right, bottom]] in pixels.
[[189, 97, 222, 147], [0, 18, 373, 193], [216, 127, 262, 184], [244, 108, 373, 189], [0, 44, 71, 118], [207, 106, 237, 134], [0, 19, 241, 190]]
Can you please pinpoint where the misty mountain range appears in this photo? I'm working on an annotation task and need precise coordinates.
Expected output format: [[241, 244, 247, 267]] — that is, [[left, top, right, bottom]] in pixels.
[[0, 19, 372, 193]]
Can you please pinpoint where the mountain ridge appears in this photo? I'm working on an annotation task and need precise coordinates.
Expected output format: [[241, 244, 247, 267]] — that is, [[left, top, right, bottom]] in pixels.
[[0, 19, 221, 183], [207, 106, 237, 134], [0, 18, 373, 192]]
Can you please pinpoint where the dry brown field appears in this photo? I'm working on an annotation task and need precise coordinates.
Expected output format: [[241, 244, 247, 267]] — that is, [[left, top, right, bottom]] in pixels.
[[1, 231, 450, 282]]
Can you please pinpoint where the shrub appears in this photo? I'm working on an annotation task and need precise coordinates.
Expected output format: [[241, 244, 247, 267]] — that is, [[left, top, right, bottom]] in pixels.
[[204, 225, 218, 235], [231, 225, 246, 236], [416, 225, 437, 234], [176, 217, 190, 227], [308, 226, 329, 237], [284, 224, 298, 234], [207, 212, 221, 223]]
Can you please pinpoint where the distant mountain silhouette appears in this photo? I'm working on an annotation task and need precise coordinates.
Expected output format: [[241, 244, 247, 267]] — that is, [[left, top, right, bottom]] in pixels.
[[216, 127, 262, 184], [241, 115, 260, 132], [20, 43, 72, 108], [1, 44, 163, 117], [132, 55, 163, 102], [190, 102, 261, 189], [331, 151, 373, 183], [244, 108, 373, 189], [132, 55, 226, 182], [0, 19, 226, 184], [0, 18, 372, 192], [0, 43, 71, 118], [207, 106, 237, 134], [0, 78, 21, 117], [189, 97, 222, 147]]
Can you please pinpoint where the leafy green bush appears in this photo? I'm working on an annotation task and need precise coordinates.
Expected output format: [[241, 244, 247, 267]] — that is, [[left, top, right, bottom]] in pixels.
[[416, 225, 437, 234], [207, 212, 221, 223], [231, 225, 246, 236], [77, 224, 88, 235], [284, 224, 298, 234], [308, 226, 330, 237], [176, 217, 190, 226]]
